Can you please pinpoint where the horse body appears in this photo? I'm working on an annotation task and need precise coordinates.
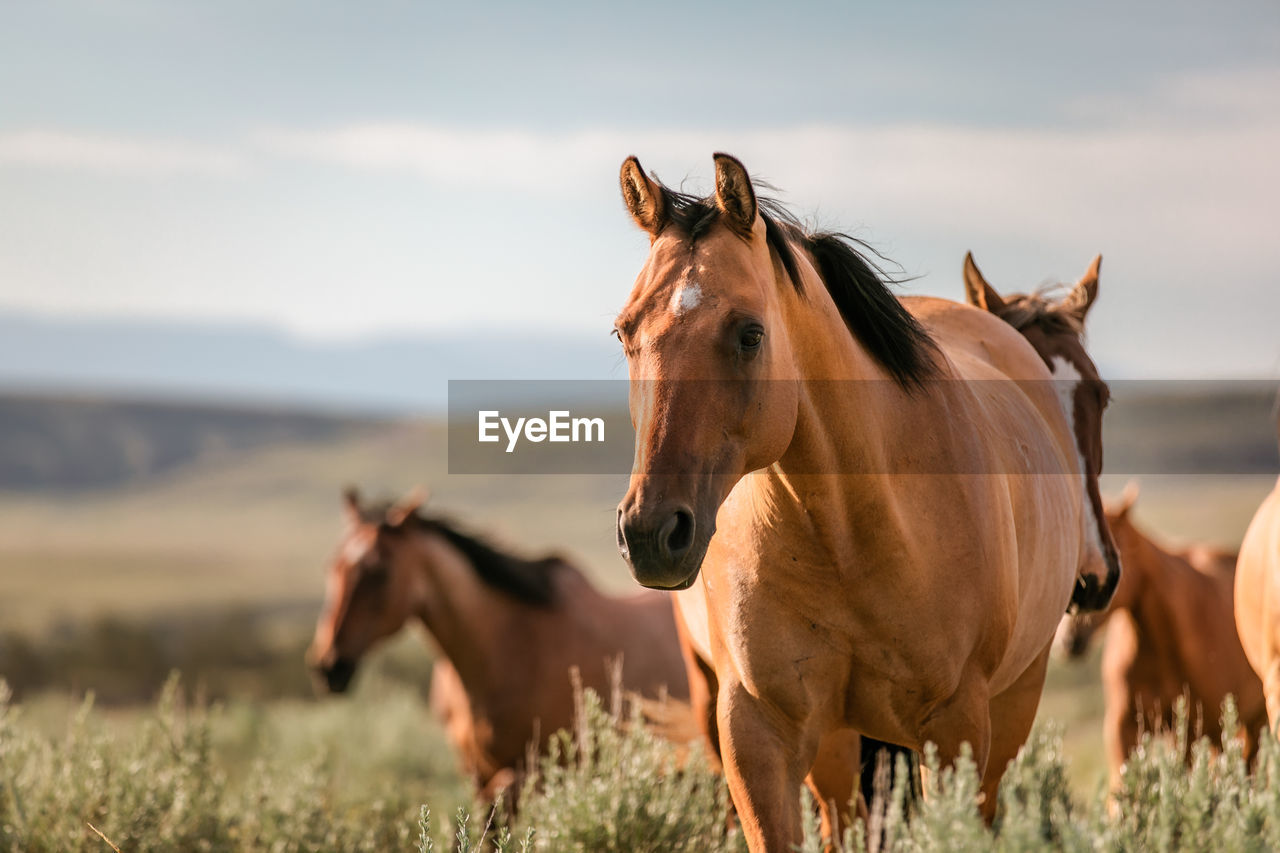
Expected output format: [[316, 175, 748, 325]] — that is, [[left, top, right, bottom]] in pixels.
[[1235, 476, 1280, 726], [1062, 491, 1264, 790], [614, 154, 1095, 849], [307, 490, 689, 803]]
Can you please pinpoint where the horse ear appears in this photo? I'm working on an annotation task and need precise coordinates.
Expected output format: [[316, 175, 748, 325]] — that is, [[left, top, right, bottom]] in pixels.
[[1114, 480, 1140, 519], [620, 156, 666, 236], [962, 252, 1006, 313], [1061, 255, 1102, 322], [385, 485, 429, 529], [342, 486, 362, 526], [712, 152, 758, 237]]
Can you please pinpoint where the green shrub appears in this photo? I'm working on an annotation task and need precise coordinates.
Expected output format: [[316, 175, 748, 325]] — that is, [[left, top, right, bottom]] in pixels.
[[514, 686, 743, 853], [6, 674, 1280, 852]]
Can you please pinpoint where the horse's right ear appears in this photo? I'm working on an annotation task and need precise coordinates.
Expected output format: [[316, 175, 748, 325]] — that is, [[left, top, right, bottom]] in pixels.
[[386, 486, 429, 529], [342, 486, 362, 526], [620, 156, 666, 237], [1113, 480, 1140, 519], [963, 252, 1006, 313], [1061, 254, 1102, 323]]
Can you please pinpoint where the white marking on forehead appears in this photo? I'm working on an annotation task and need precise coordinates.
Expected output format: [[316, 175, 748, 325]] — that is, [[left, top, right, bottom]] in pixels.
[[669, 281, 703, 316], [1050, 355, 1083, 414], [1050, 355, 1103, 553]]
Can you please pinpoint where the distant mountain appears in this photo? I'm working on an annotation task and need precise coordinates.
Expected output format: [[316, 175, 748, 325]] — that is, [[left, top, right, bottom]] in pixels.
[[0, 313, 624, 413], [0, 393, 380, 490]]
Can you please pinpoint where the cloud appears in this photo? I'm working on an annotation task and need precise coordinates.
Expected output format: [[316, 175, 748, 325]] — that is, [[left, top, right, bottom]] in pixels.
[[0, 130, 245, 177], [254, 116, 1280, 256]]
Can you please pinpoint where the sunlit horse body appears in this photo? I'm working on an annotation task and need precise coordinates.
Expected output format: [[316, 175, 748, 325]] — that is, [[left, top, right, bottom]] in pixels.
[[1060, 487, 1265, 790], [1234, 435, 1280, 727], [307, 488, 689, 802], [612, 153, 1116, 850]]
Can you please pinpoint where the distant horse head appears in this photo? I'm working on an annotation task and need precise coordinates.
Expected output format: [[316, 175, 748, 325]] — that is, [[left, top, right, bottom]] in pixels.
[[1056, 483, 1141, 658], [614, 153, 937, 589], [964, 253, 1119, 610], [306, 486, 428, 692], [307, 486, 558, 694]]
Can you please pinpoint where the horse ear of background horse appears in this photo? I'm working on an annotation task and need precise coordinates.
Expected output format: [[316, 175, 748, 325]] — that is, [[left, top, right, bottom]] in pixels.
[[385, 486, 429, 528], [619, 156, 666, 236], [342, 485, 362, 527], [1061, 255, 1102, 323], [712, 152, 758, 236], [1113, 481, 1140, 521], [962, 253, 1103, 325], [962, 252, 1006, 313]]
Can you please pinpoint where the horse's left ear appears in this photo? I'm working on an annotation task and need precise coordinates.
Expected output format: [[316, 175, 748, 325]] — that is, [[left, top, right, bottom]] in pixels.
[[1113, 479, 1139, 519], [1061, 255, 1102, 322], [962, 252, 1006, 313], [713, 152, 757, 237], [342, 486, 362, 527], [386, 486, 429, 528]]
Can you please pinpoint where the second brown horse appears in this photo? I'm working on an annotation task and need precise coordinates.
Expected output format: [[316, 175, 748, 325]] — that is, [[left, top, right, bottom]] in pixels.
[[307, 488, 689, 803], [1059, 486, 1266, 790]]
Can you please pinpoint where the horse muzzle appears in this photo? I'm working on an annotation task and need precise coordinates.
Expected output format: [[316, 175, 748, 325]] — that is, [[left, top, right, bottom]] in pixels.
[[310, 653, 359, 694], [616, 503, 708, 590]]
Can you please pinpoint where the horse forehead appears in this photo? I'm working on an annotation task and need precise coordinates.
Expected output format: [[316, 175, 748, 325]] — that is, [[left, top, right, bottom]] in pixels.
[[626, 261, 726, 332], [1038, 333, 1098, 381]]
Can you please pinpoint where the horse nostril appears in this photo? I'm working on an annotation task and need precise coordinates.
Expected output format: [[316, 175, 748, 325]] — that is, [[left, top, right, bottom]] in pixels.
[[616, 508, 630, 558], [661, 508, 695, 559]]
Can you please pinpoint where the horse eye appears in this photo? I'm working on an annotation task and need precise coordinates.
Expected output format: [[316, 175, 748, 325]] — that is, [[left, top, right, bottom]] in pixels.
[[739, 326, 764, 353]]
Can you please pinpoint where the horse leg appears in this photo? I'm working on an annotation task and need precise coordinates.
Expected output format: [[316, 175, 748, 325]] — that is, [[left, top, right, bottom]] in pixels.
[[1103, 687, 1138, 794], [718, 681, 816, 852], [981, 645, 1051, 823], [685, 647, 723, 769], [918, 675, 992, 817], [805, 728, 860, 847], [1263, 658, 1280, 733]]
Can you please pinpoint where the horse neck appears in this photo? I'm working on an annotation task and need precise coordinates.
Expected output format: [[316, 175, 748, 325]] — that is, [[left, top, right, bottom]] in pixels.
[[762, 259, 909, 527], [405, 528, 532, 696], [1125, 531, 1206, 662]]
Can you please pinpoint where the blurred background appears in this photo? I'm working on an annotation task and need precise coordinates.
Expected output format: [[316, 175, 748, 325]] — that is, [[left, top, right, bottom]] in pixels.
[[1, 0, 1277, 805]]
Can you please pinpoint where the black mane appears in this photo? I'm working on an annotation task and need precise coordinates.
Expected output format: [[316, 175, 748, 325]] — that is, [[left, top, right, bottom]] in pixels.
[[655, 183, 939, 389], [363, 504, 558, 606]]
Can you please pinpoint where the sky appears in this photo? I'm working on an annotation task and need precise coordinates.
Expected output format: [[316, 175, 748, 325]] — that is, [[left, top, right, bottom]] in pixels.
[[1, 0, 1278, 380]]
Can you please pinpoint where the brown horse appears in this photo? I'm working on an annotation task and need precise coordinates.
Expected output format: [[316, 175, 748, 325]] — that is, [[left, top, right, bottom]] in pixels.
[[962, 252, 1120, 596], [1059, 486, 1265, 790], [307, 487, 689, 803], [1234, 463, 1280, 727], [613, 153, 1114, 850]]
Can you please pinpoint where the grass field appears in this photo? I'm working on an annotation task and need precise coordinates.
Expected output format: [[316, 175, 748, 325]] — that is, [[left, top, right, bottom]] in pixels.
[[1, 392, 1276, 848]]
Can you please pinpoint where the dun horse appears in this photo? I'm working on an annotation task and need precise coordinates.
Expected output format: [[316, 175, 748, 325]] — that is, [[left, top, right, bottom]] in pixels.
[[1234, 423, 1280, 727], [307, 488, 689, 802], [613, 153, 1116, 850], [1059, 486, 1265, 789]]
